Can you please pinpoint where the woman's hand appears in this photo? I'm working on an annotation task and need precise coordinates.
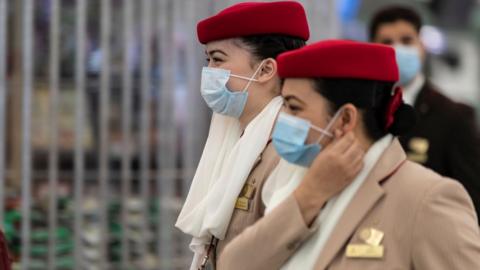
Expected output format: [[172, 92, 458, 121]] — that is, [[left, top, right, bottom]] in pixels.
[[294, 131, 365, 226]]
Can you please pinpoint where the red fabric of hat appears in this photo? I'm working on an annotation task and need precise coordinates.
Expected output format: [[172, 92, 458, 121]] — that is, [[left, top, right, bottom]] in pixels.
[[278, 40, 403, 130], [277, 40, 399, 82], [197, 1, 309, 44]]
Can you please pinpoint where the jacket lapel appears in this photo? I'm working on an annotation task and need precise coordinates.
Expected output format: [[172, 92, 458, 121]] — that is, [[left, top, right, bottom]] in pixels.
[[413, 81, 432, 116], [314, 139, 406, 270]]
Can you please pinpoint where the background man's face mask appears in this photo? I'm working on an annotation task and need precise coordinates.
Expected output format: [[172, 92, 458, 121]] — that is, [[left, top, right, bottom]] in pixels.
[[394, 45, 421, 86], [272, 110, 342, 167], [200, 61, 265, 118]]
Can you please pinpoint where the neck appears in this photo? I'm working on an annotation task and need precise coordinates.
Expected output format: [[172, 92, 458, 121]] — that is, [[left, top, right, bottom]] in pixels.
[[239, 80, 281, 130], [403, 73, 424, 91], [403, 77, 415, 90], [239, 95, 274, 130], [354, 128, 374, 152]]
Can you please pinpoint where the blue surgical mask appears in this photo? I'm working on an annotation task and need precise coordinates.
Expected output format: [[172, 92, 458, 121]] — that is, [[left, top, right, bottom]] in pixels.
[[272, 110, 342, 167], [200, 61, 264, 118], [394, 45, 421, 86]]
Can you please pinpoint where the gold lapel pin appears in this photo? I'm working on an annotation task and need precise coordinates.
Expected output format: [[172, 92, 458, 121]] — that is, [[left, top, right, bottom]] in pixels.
[[359, 227, 384, 246], [345, 227, 385, 259]]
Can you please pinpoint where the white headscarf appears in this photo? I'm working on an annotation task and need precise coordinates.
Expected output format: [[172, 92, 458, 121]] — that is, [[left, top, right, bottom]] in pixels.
[[176, 96, 283, 269]]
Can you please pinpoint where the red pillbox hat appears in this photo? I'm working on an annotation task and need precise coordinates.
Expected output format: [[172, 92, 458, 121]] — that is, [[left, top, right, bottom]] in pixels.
[[277, 40, 399, 82], [197, 1, 309, 44]]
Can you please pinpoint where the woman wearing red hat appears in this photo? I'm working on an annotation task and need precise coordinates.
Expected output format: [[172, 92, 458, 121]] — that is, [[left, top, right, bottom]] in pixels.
[[218, 40, 480, 270], [175, 2, 320, 269]]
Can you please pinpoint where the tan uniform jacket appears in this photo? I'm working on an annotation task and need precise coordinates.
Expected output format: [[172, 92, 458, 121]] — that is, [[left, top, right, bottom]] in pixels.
[[213, 140, 280, 265], [218, 139, 480, 270]]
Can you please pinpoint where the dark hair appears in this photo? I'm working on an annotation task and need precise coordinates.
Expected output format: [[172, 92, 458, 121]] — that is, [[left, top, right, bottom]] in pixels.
[[237, 34, 306, 61], [369, 6, 422, 41], [312, 78, 416, 140]]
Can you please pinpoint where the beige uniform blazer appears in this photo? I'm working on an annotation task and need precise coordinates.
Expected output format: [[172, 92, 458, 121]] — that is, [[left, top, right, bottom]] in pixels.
[[218, 139, 480, 270]]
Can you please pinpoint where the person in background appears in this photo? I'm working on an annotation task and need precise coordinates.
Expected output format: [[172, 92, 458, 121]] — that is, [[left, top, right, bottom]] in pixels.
[[369, 5, 480, 220], [175, 2, 309, 269]]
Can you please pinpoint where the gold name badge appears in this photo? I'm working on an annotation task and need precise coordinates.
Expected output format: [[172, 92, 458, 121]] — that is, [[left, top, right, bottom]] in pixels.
[[345, 244, 384, 259], [409, 137, 429, 154], [241, 183, 256, 199], [407, 137, 429, 164], [407, 152, 428, 164], [235, 197, 249, 211]]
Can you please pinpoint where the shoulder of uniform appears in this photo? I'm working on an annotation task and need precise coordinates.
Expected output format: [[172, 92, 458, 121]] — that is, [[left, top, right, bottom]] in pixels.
[[396, 160, 442, 186], [392, 161, 471, 204], [422, 82, 475, 118], [384, 161, 446, 203], [386, 161, 474, 225]]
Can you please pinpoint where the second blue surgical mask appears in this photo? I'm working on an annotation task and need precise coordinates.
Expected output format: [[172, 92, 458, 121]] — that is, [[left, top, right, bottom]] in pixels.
[[394, 45, 421, 86], [272, 110, 342, 167]]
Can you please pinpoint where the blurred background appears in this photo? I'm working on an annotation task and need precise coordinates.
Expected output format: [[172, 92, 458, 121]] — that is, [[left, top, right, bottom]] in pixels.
[[0, 0, 478, 269]]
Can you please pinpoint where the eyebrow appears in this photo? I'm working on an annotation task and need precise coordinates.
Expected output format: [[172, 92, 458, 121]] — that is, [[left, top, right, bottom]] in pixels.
[[205, 49, 228, 56], [284, 95, 306, 105]]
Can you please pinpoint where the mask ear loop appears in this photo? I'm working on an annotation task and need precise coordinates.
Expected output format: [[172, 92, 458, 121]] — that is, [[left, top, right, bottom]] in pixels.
[[241, 60, 266, 92], [314, 108, 344, 144]]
